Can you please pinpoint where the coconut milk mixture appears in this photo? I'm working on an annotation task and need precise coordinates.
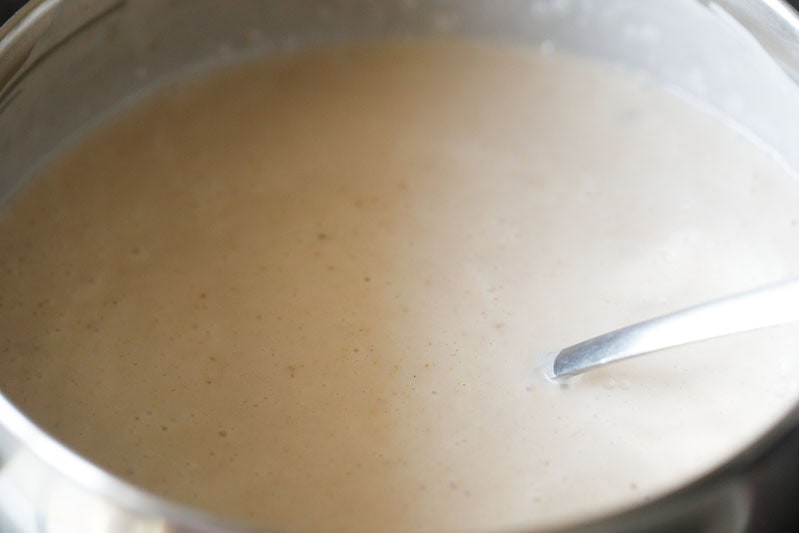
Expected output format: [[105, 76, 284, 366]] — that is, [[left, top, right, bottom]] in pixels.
[[2, 41, 799, 531]]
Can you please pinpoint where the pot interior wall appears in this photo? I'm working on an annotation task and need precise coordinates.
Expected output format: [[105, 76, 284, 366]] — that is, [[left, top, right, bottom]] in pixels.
[[0, 1, 799, 532], [0, 0, 798, 205]]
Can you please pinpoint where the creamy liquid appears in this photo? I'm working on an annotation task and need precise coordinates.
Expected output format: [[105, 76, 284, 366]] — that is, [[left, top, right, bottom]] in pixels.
[[2, 41, 799, 532]]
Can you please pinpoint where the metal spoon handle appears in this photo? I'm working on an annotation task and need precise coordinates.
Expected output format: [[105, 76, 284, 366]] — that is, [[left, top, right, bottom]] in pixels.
[[552, 278, 799, 379]]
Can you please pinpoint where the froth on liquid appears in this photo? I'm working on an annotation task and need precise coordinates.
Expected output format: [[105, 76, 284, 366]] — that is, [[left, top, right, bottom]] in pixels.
[[1, 40, 799, 531]]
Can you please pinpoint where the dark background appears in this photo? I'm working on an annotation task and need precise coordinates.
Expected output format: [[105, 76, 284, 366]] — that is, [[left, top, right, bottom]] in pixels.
[[1, 0, 21, 21], [2, 0, 799, 23]]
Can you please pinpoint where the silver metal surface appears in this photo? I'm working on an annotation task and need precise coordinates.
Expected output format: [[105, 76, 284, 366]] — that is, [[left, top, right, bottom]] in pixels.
[[1, 0, 799, 532], [552, 278, 799, 379], [0, 0, 57, 88]]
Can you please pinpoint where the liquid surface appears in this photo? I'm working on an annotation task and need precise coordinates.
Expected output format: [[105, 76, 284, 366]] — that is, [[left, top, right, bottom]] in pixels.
[[2, 41, 799, 532]]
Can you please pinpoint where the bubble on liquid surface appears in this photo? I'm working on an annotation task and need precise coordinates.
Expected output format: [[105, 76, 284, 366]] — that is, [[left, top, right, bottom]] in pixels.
[[538, 351, 582, 387], [539, 351, 558, 381]]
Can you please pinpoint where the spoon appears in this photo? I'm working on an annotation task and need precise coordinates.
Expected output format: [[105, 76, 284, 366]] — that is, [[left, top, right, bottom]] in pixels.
[[547, 278, 799, 380]]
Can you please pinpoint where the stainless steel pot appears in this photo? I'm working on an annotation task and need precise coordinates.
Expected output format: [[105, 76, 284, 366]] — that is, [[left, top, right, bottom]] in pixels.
[[1, 1, 798, 531]]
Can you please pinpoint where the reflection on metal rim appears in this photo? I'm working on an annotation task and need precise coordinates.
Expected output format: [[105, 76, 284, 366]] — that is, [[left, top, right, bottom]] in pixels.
[[0, 1, 798, 531]]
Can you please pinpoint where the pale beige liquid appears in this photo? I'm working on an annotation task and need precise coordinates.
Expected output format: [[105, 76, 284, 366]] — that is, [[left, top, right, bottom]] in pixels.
[[2, 41, 799, 532]]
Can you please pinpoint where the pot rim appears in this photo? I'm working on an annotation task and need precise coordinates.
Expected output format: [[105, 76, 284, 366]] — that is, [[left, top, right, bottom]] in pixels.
[[1, 1, 798, 531]]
